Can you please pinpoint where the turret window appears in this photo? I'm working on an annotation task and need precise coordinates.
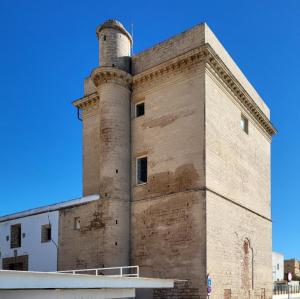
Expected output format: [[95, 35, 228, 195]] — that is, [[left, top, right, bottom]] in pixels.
[[103, 35, 106, 41]]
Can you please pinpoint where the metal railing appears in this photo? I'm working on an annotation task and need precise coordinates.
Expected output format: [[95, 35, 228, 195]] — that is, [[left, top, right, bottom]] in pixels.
[[273, 284, 300, 295], [58, 266, 140, 278]]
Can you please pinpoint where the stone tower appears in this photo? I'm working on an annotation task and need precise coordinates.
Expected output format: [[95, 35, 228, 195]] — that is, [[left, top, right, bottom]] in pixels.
[[63, 19, 276, 299]]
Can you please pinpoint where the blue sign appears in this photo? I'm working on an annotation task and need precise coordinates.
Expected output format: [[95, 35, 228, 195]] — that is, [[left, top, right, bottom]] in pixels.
[[207, 275, 212, 296]]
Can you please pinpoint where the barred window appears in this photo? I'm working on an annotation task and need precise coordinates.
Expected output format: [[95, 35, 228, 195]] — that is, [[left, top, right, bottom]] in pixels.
[[10, 224, 21, 248]]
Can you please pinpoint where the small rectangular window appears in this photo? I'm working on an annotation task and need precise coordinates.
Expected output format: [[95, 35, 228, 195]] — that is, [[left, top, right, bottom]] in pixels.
[[10, 224, 21, 248], [136, 102, 145, 117], [74, 217, 81, 230], [137, 157, 147, 184], [103, 35, 106, 41], [41, 224, 51, 243], [241, 114, 248, 134]]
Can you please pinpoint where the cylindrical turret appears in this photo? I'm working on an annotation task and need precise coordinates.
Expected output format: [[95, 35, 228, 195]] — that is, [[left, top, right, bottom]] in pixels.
[[96, 19, 132, 73], [89, 20, 132, 268]]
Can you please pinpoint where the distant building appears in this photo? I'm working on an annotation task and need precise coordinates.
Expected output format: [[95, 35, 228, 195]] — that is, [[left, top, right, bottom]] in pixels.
[[272, 252, 284, 281], [285, 259, 300, 280], [0, 195, 98, 271]]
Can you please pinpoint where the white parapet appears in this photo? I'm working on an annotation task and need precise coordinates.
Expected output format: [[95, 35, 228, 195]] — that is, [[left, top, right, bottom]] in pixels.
[[0, 289, 135, 299], [0, 269, 175, 299], [273, 294, 300, 299]]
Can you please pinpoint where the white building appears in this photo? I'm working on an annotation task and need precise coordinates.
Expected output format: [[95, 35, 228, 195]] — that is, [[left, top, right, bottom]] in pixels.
[[273, 251, 284, 282], [0, 195, 99, 272], [0, 267, 176, 299]]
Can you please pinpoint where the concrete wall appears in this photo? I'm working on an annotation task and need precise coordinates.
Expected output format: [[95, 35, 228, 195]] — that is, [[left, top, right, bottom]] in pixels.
[[273, 252, 284, 281], [0, 211, 58, 271]]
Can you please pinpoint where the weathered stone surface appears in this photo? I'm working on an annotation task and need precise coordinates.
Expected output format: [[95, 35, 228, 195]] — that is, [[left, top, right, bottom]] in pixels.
[[66, 20, 275, 299], [58, 199, 129, 270]]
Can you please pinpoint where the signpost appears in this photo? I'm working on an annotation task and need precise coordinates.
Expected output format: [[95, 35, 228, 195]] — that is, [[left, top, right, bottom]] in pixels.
[[207, 274, 212, 297], [287, 272, 292, 299]]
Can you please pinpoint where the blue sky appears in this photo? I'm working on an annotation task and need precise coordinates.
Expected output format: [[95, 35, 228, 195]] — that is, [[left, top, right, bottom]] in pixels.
[[0, 0, 299, 259]]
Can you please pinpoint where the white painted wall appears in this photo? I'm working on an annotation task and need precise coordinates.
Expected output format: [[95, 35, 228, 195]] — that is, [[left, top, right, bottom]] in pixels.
[[0, 289, 135, 299], [273, 252, 284, 281], [0, 211, 58, 271]]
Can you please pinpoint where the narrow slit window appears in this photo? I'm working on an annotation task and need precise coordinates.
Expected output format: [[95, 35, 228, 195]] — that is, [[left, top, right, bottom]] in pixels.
[[137, 157, 147, 184], [74, 217, 81, 230], [103, 35, 106, 41], [136, 102, 145, 117], [240, 114, 248, 134]]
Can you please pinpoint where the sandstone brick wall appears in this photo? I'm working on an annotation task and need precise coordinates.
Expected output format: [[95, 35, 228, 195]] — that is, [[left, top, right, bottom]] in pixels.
[[205, 68, 271, 219], [131, 63, 206, 195], [132, 191, 207, 299], [206, 191, 272, 299], [132, 23, 205, 75], [96, 82, 131, 202], [84, 77, 96, 96], [132, 23, 269, 118], [98, 27, 131, 72], [203, 25, 270, 118], [205, 64, 272, 298], [65, 20, 274, 299], [58, 200, 129, 270], [82, 104, 100, 196], [131, 64, 206, 298]]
